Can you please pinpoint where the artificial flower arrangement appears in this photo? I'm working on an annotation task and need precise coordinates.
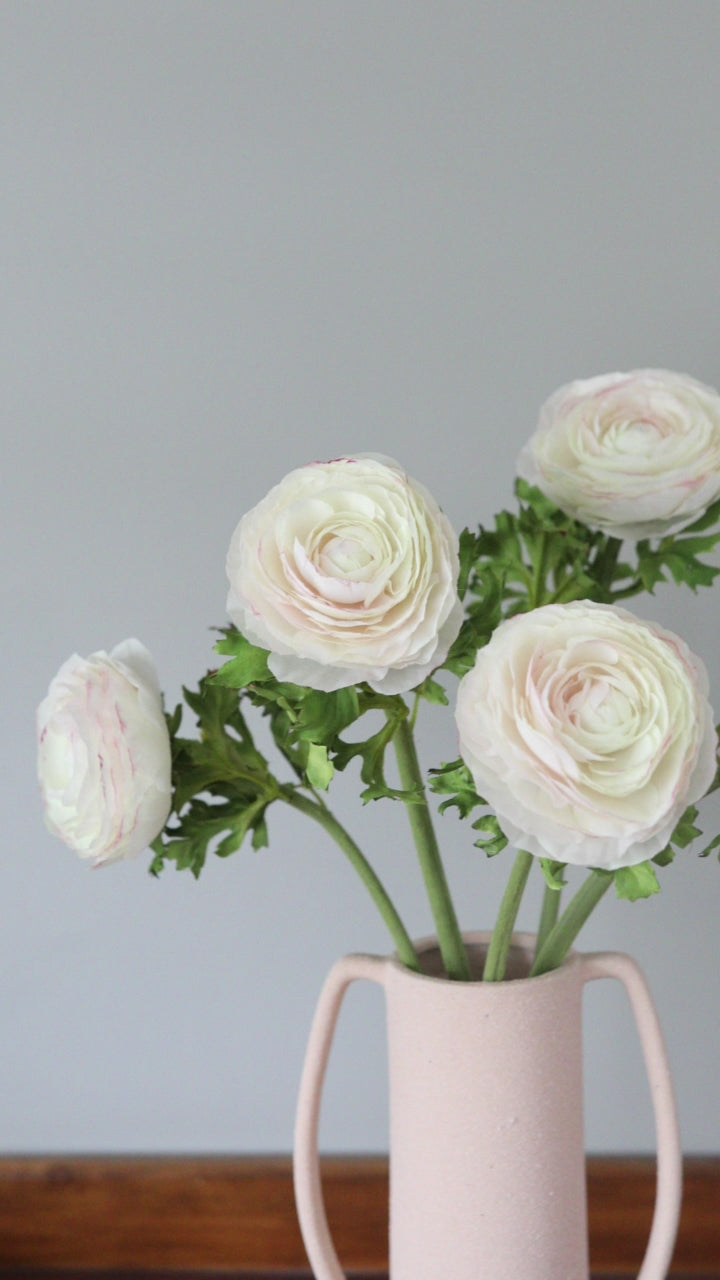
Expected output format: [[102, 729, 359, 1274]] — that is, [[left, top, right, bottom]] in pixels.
[[37, 369, 720, 984]]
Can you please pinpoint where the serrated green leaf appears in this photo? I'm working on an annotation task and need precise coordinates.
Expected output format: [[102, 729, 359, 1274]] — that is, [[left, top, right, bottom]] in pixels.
[[328, 695, 408, 806], [429, 759, 486, 819], [676, 496, 720, 534], [166, 703, 183, 737], [360, 780, 423, 805], [413, 675, 449, 705], [634, 524, 720, 596], [662, 551, 718, 590], [473, 834, 508, 858], [539, 859, 567, 890], [471, 813, 508, 857], [698, 833, 720, 860], [515, 478, 565, 522], [305, 742, 334, 791], [670, 804, 702, 849], [457, 528, 482, 600], [670, 532, 720, 556], [636, 550, 665, 592], [614, 862, 661, 901], [652, 845, 676, 868], [295, 687, 360, 743], [252, 814, 269, 851], [215, 797, 270, 857], [213, 629, 271, 687]]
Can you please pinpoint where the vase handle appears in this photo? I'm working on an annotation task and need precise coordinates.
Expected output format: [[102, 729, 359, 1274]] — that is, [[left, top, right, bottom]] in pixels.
[[580, 951, 682, 1280], [293, 953, 389, 1280]]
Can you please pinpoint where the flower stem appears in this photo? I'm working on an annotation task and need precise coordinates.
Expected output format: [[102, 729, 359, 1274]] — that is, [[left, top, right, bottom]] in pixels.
[[593, 535, 623, 592], [530, 531, 550, 608], [394, 718, 471, 981], [283, 789, 420, 972], [610, 577, 644, 601], [530, 869, 614, 976], [535, 881, 562, 958], [483, 848, 534, 981]]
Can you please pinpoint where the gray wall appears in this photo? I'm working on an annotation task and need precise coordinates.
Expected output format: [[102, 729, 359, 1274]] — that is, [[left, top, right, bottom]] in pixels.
[[4, 2, 720, 1154]]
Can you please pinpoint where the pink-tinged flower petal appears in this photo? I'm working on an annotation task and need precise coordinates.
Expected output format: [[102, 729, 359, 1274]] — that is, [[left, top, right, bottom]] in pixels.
[[226, 455, 462, 693], [455, 601, 716, 870], [37, 641, 172, 866], [517, 369, 720, 539]]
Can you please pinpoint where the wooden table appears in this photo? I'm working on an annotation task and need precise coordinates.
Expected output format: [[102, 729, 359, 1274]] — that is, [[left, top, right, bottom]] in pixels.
[[2, 1156, 718, 1278], [0, 1264, 712, 1274]]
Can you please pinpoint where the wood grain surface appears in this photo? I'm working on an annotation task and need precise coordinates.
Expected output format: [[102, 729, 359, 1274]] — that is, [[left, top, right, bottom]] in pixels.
[[0, 1269, 712, 1280], [0, 1156, 717, 1274]]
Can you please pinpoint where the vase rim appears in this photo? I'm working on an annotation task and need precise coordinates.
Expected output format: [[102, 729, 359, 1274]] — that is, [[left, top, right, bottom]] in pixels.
[[390, 930, 581, 986]]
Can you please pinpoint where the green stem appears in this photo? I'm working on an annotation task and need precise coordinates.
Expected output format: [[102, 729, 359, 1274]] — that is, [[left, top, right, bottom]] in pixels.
[[530, 869, 614, 976], [483, 849, 534, 981], [530, 531, 550, 608], [593, 535, 623, 591], [535, 881, 562, 958], [394, 718, 471, 981], [283, 789, 420, 972], [547, 576, 587, 605], [610, 577, 644, 601]]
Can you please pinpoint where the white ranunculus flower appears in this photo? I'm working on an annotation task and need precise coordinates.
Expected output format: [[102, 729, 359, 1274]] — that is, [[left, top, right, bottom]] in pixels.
[[455, 602, 716, 870], [226, 454, 463, 693], [37, 640, 172, 867], [517, 369, 720, 540]]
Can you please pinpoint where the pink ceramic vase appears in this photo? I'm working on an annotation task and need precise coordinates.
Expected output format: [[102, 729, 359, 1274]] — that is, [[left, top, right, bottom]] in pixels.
[[294, 932, 682, 1280]]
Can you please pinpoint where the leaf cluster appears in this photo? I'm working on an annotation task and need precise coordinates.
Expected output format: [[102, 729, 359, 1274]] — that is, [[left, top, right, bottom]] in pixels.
[[150, 479, 720, 910], [457, 481, 617, 621], [634, 498, 720, 593], [149, 677, 280, 878], [448, 486, 720, 645], [429, 739, 720, 903], [428, 760, 508, 857], [612, 792, 720, 902], [212, 628, 426, 807]]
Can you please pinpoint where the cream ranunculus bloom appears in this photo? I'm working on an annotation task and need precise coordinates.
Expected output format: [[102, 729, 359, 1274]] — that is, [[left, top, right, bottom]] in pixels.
[[226, 455, 463, 693], [517, 369, 720, 540], [455, 602, 716, 870], [37, 640, 172, 866]]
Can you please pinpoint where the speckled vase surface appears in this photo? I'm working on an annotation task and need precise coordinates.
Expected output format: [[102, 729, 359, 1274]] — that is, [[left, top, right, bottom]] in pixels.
[[294, 932, 682, 1280]]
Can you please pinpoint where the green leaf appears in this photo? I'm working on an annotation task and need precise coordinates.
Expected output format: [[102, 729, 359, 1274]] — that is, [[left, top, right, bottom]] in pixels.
[[652, 845, 676, 868], [412, 675, 449, 706], [328, 691, 409, 804], [443, 566, 504, 676], [148, 836, 167, 876], [677, 495, 720, 534], [166, 703, 183, 737], [295, 687, 360, 743], [540, 858, 567, 890], [150, 666, 284, 878], [634, 520, 720, 596], [429, 759, 486, 819], [305, 742, 335, 791], [614, 862, 661, 902], [471, 813, 509, 857], [670, 804, 702, 849], [213, 629, 271, 687], [252, 814, 269, 851], [215, 797, 270, 857], [698, 833, 720, 860], [662, 551, 719, 590], [360, 779, 424, 805], [457, 528, 483, 600]]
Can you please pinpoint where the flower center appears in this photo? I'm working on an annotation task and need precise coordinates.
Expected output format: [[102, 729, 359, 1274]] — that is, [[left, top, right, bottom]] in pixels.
[[318, 534, 374, 577], [604, 419, 664, 454]]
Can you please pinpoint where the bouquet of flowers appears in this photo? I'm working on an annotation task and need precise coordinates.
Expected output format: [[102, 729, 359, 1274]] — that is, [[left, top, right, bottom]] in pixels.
[[37, 370, 720, 983]]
